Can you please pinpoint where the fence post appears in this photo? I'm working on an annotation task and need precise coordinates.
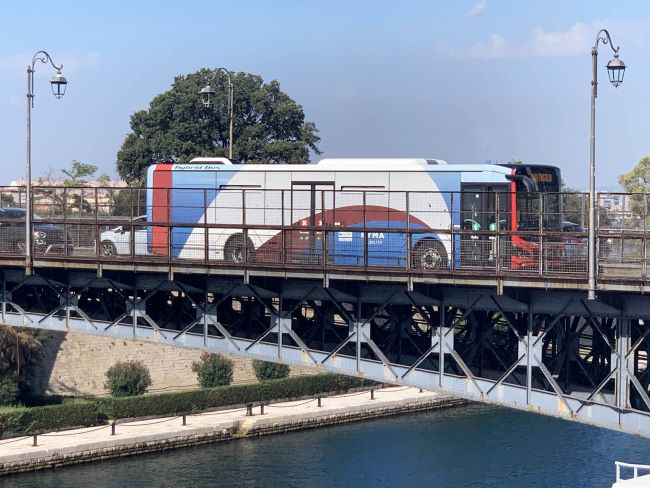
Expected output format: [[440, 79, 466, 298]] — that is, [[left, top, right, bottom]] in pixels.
[[32, 434, 38, 447], [111, 420, 116, 436]]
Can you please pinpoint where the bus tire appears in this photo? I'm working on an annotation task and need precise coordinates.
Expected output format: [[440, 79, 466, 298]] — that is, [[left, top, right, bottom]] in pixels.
[[412, 239, 448, 270], [224, 234, 256, 263]]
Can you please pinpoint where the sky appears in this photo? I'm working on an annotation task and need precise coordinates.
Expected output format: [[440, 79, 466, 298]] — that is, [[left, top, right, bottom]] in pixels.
[[1, 0, 649, 189]]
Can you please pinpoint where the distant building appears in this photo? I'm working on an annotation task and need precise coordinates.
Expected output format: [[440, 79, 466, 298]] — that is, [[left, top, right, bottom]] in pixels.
[[5, 178, 128, 214]]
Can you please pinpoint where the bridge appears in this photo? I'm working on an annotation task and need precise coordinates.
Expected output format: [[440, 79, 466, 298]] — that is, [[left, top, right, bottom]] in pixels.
[[0, 186, 649, 436]]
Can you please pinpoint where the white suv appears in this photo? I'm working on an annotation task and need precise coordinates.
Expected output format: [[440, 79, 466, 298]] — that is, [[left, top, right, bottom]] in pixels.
[[99, 215, 149, 256]]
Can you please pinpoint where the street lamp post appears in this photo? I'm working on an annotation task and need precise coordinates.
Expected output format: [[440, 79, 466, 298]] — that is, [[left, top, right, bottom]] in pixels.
[[25, 51, 68, 272], [588, 30, 625, 300], [199, 68, 234, 159]]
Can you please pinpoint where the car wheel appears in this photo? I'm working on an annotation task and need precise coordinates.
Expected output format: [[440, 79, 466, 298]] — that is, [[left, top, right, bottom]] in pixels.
[[413, 239, 448, 270], [100, 241, 117, 256]]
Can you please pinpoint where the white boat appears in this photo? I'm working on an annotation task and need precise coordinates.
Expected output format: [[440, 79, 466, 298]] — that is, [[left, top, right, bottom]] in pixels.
[[613, 462, 650, 487]]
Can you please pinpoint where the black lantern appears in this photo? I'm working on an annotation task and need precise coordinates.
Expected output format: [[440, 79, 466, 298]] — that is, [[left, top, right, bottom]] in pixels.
[[199, 85, 216, 108], [606, 53, 626, 88], [49, 70, 67, 99]]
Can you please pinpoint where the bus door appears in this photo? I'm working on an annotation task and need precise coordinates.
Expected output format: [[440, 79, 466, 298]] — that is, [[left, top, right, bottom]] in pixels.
[[290, 182, 334, 262], [460, 185, 508, 267]]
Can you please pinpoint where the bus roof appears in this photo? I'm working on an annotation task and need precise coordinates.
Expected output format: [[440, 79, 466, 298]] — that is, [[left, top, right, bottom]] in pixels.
[[171, 158, 515, 174]]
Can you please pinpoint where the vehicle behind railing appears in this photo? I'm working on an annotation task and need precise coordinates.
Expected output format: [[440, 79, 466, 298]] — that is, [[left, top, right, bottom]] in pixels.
[[0, 185, 648, 281]]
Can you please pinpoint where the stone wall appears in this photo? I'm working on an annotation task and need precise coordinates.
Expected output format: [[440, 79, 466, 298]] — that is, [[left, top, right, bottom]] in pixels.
[[30, 331, 313, 397]]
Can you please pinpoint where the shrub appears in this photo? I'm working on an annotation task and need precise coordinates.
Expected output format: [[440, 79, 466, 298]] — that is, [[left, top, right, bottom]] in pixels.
[[0, 400, 98, 435], [105, 361, 152, 397], [0, 376, 19, 405], [0, 373, 377, 436], [252, 360, 290, 381], [192, 353, 233, 388]]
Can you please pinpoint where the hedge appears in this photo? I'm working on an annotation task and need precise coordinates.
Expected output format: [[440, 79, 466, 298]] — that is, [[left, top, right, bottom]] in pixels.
[[98, 373, 375, 420], [0, 400, 98, 436], [0, 374, 375, 437]]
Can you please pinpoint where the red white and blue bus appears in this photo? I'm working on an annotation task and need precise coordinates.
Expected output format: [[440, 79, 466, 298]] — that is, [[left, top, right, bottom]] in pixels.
[[146, 157, 562, 269]]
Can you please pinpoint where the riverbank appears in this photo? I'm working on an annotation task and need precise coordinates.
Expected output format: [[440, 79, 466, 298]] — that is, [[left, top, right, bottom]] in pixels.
[[0, 387, 466, 476]]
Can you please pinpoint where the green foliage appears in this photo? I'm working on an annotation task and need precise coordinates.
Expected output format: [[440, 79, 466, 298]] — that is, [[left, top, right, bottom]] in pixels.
[[98, 373, 374, 420], [0, 400, 97, 435], [0, 374, 374, 436], [562, 185, 587, 225], [619, 156, 650, 194], [0, 376, 19, 406], [0, 326, 42, 404], [619, 156, 650, 224], [116, 69, 321, 183], [105, 361, 152, 397], [252, 360, 290, 381], [0, 192, 15, 206], [192, 353, 234, 388], [62, 160, 98, 186]]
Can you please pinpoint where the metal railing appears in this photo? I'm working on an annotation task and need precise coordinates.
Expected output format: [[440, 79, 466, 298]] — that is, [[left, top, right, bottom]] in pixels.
[[0, 186, 647, 281], [615, 461, 650, 482]]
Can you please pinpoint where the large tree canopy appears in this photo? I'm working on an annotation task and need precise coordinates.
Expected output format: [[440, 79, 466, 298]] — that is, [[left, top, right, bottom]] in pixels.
[[117, 69, 321, 183]]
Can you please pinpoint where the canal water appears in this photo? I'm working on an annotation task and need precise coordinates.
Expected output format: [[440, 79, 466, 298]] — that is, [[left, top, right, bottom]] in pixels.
[[3, 404, 649, 488]]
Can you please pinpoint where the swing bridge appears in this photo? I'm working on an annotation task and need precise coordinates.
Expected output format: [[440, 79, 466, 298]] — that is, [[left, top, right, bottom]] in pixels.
[[1, 187, 650, 436]]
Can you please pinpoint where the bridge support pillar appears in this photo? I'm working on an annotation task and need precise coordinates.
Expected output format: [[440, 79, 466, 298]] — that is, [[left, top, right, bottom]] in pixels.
[[616, 319, 631, 412]]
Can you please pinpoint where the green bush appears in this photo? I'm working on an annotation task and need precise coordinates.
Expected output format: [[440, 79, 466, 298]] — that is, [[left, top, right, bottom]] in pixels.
[[105, 361, 152, 397], [0, 375, 19, 405], [252, 360, 290, 381], [192, 353, 234, 388], [0, 400, 97, 436]]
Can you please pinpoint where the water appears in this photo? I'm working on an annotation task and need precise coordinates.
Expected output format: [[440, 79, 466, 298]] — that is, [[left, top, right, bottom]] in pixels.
[[2, 404, 649, 488]]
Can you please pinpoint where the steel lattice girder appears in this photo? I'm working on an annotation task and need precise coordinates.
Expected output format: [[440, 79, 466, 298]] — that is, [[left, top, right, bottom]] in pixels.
[[1, 268, 650, 436]]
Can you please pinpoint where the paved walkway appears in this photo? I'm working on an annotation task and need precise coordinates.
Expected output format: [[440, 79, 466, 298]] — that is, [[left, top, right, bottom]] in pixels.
[[0, 387, 463, 474]]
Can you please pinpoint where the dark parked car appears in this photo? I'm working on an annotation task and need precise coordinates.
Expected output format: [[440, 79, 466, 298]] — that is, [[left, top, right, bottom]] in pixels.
[[0, 208, 74, 255], [561, 221, 587, 261]]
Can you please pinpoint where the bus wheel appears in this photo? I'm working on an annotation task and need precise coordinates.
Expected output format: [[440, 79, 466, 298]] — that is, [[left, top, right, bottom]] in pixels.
[[413, 239, 447, 270], [224, 235, 255, 263]]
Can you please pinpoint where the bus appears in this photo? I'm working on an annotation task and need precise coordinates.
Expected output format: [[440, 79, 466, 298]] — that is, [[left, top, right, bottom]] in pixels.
[[146, 157, 562, 270]]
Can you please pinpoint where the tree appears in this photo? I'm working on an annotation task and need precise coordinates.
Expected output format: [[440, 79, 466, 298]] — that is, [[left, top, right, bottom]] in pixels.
[[62, 160, 98, 187], [619, 156, 650, 194], [116, 69, 321, 183], [252, 360, 290, 381], [0, 326, 42, 404], [619, 156, 650, 225], [192, 353, 234, 388], [562, 184, 587, 226]]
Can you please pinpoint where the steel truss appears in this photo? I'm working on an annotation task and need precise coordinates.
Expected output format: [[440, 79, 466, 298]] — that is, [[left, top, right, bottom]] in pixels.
[[1, 267, 649, 436]]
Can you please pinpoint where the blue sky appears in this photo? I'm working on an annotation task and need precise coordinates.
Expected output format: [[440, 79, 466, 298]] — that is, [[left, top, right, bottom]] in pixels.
[[1, 0, 649, 188]]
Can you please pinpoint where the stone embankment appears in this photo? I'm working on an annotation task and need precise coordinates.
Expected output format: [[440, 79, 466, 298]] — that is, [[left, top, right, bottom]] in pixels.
[[0, 387, 467, 475]]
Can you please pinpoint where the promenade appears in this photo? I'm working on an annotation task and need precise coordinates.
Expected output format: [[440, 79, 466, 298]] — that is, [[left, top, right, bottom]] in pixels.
[[0, 386, 466, 475]]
